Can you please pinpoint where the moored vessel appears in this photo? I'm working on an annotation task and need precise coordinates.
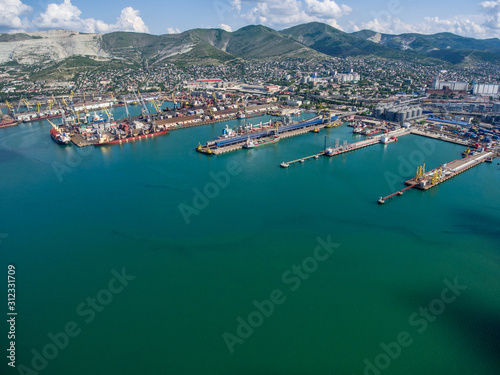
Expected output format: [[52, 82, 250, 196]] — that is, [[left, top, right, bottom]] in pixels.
[[380, 136, 398, 144], [243, 135, 280, 148], [94, 128, 169, 146], [50, 128, 71, 145]]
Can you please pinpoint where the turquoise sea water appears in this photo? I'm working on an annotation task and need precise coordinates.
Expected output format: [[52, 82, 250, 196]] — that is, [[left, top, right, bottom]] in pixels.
[[1, 108, 500, 375]]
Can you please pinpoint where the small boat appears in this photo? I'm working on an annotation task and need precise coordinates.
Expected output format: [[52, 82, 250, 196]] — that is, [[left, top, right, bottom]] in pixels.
[[485, 156, 493, 163], [380, 136, 398, 144], [280, 162, 289, 168], [310, 127, 320, 133]]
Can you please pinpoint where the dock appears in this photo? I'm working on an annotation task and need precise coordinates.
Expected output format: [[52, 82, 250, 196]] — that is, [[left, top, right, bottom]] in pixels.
[[281, 129, 411, 167], [71, 134, 95, 147], [378, 151, 494, 204], [410, 129, 470, 146], [197, 115, 339, 155], [377, 184, 416, 204], [405, 151, 494, 190], [281, 152, 324, 167]]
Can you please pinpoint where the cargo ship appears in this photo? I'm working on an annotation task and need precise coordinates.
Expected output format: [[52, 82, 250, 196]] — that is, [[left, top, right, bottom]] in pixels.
[[94, 123, 169, 146], [17, 110, 69, 123], [243, 135, 280, 148], [0, 119, 18, 128], [49, 128, 71, 145]]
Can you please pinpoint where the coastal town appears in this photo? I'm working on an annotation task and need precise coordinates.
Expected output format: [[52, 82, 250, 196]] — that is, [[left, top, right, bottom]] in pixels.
[[3, 3, 500, 375], [1, 57, 500, 157]]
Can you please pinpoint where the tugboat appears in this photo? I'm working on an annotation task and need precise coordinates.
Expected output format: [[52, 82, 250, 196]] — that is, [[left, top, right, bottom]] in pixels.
[[362, 128, 382, 136], [310, 127, 321, 133]]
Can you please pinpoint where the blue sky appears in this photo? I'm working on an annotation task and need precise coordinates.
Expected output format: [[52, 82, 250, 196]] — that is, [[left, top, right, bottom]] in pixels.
[[0, 0, 499, 38]]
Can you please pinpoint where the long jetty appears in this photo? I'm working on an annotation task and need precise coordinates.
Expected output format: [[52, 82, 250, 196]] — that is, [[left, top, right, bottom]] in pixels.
[[280, 129, 410, 167], [377, 185, 416, 204], [378, 151, 494, 204]]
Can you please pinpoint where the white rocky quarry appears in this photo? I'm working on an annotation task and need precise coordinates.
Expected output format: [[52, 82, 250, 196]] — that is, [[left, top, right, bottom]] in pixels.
[[0, 30, 110, 65]]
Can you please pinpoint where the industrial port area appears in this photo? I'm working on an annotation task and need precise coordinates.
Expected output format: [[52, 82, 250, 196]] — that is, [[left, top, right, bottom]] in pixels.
[[1, 88, 499, 205], [2, 60, 500, 206], [3, 13, 500, 375]]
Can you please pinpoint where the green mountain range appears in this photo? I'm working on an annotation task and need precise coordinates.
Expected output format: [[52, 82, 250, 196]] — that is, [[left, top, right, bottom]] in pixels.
[[1, 22, 500, 74]]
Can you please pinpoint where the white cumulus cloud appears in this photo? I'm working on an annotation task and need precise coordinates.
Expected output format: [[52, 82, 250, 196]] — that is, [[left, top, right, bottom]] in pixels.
[[34, 0, 148, 33], [219, 23, 233, 32], [305, 0, 351, 19], [232, 0, 242, 12], [167, 27, 181, 34], [240, 0, 350, 29], [113, 7, 149, 33], [481, 0, 500, 29], [350, 1, 500, 39], [352, 15, 490, 38], [0, 0, 32, 29]]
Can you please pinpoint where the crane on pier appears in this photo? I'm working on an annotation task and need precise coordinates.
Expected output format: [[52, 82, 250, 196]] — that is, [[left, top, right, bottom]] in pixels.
[[22, 98, 32, 111], [5, 100, 14, 114], [136, 90, 149, 117], [171, 93, 177, 110], [151, 99, 161, 114], [103, 107, 114, 122], [431, 168, 443, 185], [46, 118, 60, 130], [415, 164, 426, 179]]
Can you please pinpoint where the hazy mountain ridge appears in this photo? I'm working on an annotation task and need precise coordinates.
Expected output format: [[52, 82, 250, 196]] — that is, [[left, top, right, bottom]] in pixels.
[[350, 28, 500, 63], [1, 23, 500, 69]]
